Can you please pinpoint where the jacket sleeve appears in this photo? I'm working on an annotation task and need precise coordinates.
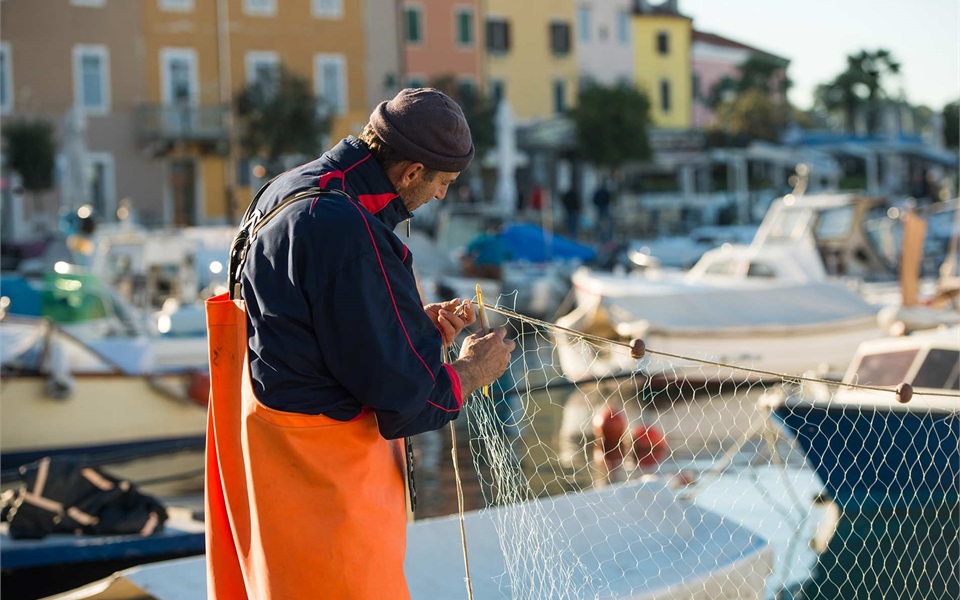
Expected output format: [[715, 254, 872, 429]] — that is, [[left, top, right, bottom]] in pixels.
[[304, 222, 463, 439]]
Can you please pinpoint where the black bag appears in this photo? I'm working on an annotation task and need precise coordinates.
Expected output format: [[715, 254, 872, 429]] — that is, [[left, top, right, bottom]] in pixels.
[[1, 456, 168, 540]]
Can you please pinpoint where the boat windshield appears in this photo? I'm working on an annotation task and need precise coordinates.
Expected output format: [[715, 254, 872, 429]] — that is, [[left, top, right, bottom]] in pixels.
[[850, 349, 919, 386], [913, 349, 960, 390]]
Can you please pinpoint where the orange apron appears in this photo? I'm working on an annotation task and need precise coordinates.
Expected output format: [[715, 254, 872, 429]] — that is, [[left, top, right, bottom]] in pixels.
[[204, 292, 410, 599]]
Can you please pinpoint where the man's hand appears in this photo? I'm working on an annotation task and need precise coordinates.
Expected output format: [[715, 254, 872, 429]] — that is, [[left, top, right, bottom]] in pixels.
[[452, 328, 516, 397], [425, 298, 476, 346]]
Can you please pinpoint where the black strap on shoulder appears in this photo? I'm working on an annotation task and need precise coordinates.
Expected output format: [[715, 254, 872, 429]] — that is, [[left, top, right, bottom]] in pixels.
[[227, 180, 349, 300]]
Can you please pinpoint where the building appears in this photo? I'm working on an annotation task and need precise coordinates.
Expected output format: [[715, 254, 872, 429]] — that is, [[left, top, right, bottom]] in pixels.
[[632, 0, 692, 130], [400, 0, 483, 93], [0, 0, 159, 236], [140, 0, 369, 225], [1, 0, 371, 230], [574, 0, 635, 88], [483, 0, 578, 121], [691, 30, 789, 130]]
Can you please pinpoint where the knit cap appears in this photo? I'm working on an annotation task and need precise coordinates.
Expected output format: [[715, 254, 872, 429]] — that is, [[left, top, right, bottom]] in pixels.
[[369, 88, 475, 172]]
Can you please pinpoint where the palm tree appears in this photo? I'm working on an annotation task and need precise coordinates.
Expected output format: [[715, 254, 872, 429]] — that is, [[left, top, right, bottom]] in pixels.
[[815, 49, 901, 134]]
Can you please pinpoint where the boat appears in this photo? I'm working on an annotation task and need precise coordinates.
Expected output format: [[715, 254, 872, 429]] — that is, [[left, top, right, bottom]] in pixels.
[[1, 504, 205, 600], [47, 477, 773, 600], [1, 266, 210, 372], [554, 200, 885, 384], [0, 315, 208, 482], [767, 326, 960, 511]]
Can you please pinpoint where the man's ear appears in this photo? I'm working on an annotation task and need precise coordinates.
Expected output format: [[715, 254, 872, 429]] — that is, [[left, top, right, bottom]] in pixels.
[[395, 161, 425, 190]]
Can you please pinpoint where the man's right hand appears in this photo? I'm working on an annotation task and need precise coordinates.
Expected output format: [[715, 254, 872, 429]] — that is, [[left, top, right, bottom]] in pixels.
[[452, 328, 516, 398]]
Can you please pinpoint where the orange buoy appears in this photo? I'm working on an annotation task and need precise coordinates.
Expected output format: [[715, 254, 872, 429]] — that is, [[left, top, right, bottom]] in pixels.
[[631, 423, 668, 468], [593, 406, 628, 468]]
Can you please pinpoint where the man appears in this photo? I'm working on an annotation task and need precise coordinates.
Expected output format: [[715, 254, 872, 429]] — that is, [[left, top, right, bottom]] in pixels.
[[205, 88, 515, 599]]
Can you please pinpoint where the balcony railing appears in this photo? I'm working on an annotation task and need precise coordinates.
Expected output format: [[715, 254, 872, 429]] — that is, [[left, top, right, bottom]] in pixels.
[[136, 104, 229, 146]]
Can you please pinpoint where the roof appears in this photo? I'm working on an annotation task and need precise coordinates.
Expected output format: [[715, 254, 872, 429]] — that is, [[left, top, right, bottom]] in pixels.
[[692, 30, 790, 65]]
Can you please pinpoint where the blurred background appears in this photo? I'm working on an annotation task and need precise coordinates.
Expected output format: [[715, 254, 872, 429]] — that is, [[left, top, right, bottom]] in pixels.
[[1, 0, 957, 239]]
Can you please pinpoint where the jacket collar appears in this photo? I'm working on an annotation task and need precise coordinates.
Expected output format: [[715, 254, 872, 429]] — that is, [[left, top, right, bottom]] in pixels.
[[320, 137, 412, 230]]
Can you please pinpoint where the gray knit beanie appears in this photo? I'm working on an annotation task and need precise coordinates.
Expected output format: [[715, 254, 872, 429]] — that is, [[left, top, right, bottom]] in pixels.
[[369, 88, 475, 172]]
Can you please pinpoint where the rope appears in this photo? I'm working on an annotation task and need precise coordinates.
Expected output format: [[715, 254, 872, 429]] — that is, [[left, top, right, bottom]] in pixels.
[[449, 420, 475, 600], [481, 303, 960, 400], [443, 347, 474, 600]]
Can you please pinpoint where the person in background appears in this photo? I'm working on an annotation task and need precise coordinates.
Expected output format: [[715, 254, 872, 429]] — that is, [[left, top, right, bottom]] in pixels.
[[561, 187, 582, 239], [206, 88, 515, 600], [593, 178, 615, 242]]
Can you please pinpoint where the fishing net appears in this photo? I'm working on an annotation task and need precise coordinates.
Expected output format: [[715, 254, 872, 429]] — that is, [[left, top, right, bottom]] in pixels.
[[411, 297, 960, 600]]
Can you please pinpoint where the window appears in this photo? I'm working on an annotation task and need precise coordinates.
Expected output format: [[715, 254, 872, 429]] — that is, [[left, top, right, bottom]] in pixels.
[[553, 80, 566, 113], [70, 0, 106, 6], [692, 71, 701, 100], [314, 54, 347, 116], [577, 7, 590, 43], [550, 22, 571, 56], [486, 18, 510, 53], [244, 0, 275, 16], [312, 0, 342, 18], [657, 31, 669, 55], [406, 76, 424, 89], [746, 262, 776, 278], [457, 79, 476, 100], [491, 80, 505, 105], [660, 79, 670, 112], [73, 45, 110, 114], [455, 8, 473, 46], [914, 349, 960, 390], [0, 42, 11, 114], [853, 350, 919, 386], [159, 0, 193, 11], [617, 10, 629, 44], [405, 6, 423, 44], [246, 51, 280, 95], [87, 152, 116, 221], [161, 48, 198, 104]]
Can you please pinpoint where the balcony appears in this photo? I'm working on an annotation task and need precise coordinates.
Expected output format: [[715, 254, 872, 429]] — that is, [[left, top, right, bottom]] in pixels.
[[135, 104, 229, 155]]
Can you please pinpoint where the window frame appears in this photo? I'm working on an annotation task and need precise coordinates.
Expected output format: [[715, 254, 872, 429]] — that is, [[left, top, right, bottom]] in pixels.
[[86, 151, 117, 221], [0, 42, 12, 115], [313, 53, 348, 117], [245, 51, 281, 91], [486, 17, 511, 54], [160, 47, 199, 106], [454, 6, 474, 47], [577, 7, 591, 43], [405, 4, 424, 45], [657, 30, 669, 55], [660, 78, 670, 112], [311, 0, 342, 19], [243, 0, 276, 17], [73, 44, 111, 115], [158, 0, 194, 12], [549, 21, 571, 57]]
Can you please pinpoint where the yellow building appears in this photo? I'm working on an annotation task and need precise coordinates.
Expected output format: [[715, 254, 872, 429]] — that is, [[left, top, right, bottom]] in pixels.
[[140, 0, 369, 224], [484, 0, 578, 122], [632, 4, 692, 129]]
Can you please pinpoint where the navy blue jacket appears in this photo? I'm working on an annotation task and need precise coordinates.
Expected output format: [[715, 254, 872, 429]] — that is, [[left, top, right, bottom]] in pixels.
[[240, 137, 462, 439]]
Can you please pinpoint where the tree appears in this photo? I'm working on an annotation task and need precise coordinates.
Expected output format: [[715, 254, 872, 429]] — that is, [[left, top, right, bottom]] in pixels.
[[814, 49, 901, 134], [569, 82, 652, 171], [712, 89, 787, 144], [707, 54, 791, 110], [944, 100, 959, 149], [234, 66, 330, 177], [427, 75, 496, 162], [1, 119, 56, 194]]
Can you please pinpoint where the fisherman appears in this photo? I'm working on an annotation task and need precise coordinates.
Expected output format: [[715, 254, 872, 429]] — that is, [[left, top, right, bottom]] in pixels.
[[205, 88, 515, 599]]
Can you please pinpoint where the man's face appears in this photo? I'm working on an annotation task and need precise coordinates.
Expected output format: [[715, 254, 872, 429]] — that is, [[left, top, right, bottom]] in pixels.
[[399, 168, 459, 213]]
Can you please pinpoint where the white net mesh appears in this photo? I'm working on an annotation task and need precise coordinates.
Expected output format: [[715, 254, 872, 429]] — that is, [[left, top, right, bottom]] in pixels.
[[411, 299, 960, 600]]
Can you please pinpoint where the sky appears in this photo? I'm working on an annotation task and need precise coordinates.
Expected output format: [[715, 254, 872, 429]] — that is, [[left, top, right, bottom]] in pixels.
[[680, 0, 960, 110]]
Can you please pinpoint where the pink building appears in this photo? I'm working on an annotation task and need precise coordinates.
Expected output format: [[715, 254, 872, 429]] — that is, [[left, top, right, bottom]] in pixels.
[[691, 30, 789, 129], [401, 0, 483, 92]]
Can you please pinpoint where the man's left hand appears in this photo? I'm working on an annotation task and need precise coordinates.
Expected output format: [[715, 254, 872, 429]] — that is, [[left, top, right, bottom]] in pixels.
[[425, 298, 476, 346]]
